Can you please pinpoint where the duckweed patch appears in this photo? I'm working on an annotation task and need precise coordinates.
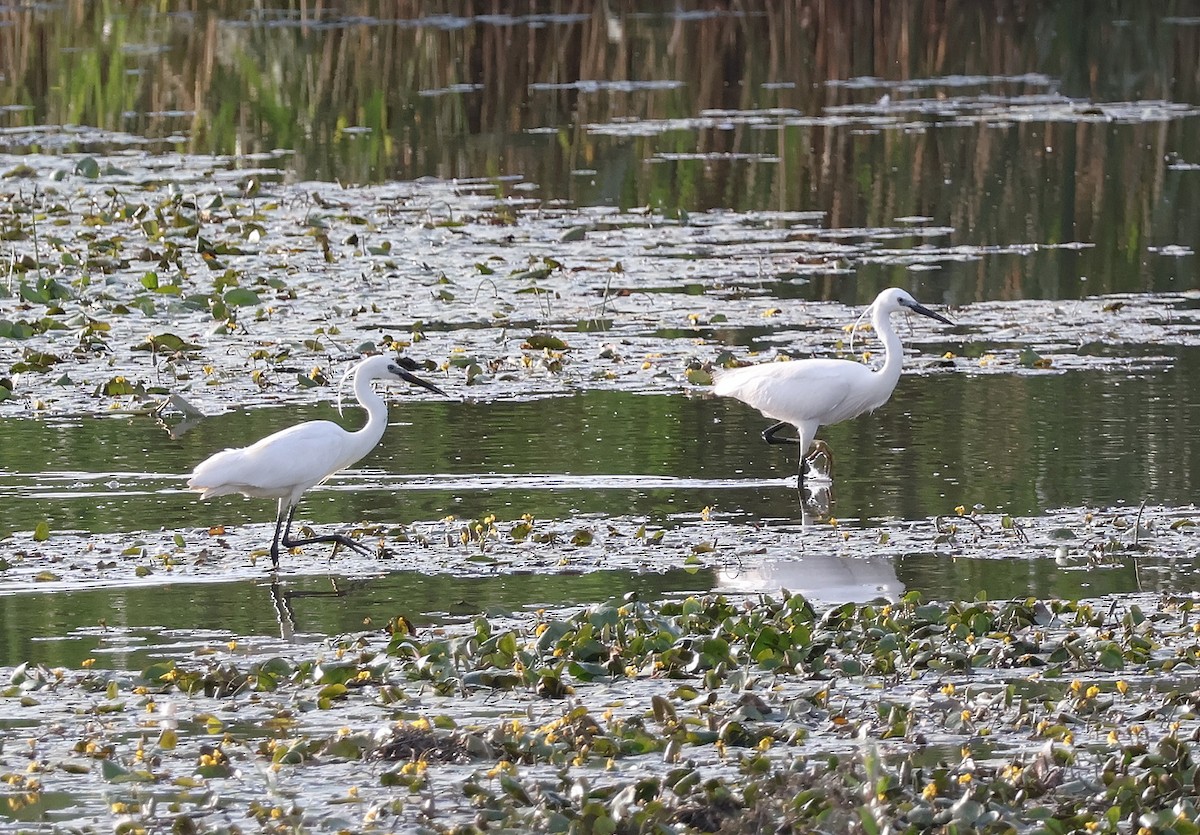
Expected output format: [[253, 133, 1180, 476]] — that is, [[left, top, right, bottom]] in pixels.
[[5, 591, 1200, 831]]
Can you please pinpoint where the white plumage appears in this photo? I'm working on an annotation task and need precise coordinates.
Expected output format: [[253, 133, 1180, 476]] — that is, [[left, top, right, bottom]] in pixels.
[[713, 287, 953, 483], [187, 354, 447, 569]]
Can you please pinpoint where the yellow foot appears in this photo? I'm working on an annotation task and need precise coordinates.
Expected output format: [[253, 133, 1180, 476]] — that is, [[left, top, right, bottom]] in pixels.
[[804, 440, 835, 481]]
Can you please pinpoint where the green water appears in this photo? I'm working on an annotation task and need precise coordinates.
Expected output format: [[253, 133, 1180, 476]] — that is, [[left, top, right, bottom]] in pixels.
[[2, 3, 1199, 677], [3, 357, 1197, 541]]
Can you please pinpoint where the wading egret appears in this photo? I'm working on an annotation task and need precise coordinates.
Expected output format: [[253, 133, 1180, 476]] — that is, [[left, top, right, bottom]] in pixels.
[[187, 355, 447, 569], [713, 287, 953, 486]]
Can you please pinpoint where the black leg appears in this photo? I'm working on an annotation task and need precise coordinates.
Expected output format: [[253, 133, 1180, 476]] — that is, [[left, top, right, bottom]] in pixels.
[[269, 502, 295, 570], [282, 527, 375, 558], [278, 503, 377, 560], [268, 501, 382, 569], [762, 421, 802, 446]]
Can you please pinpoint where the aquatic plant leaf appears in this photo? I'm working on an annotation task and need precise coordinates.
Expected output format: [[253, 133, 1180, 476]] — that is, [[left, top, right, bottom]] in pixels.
[[97, 376, 146, 397], [0, 320, 35, 339], [74, 157, 101, 179], [132, 333, 203, 353], [224, 288, 263, 307], [524, 333, 569, 350]]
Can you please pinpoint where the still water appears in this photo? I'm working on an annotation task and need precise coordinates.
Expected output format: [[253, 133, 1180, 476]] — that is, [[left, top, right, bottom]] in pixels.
[[1, 2, 1199, 301], [2, 353, 1195, 538], [1, 348, 1196, 668], [2, 3, 1199, 672], [3, 546, 1186, 670]]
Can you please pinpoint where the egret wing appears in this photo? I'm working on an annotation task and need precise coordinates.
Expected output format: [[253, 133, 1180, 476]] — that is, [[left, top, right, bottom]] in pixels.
[[713, 359, 875, 424], [188, 421, 358, 498]]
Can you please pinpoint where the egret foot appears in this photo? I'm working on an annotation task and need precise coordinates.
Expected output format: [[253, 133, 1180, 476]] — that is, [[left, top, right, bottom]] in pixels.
[[269, 503, 375, 569], [803, 439, 835, 482]]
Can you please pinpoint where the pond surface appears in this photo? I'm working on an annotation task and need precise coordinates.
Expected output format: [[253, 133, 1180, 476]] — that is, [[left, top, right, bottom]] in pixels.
[[3, 3, 1200, 832], [2, 2, 1199, 302], [3, 354, 1199, 543]]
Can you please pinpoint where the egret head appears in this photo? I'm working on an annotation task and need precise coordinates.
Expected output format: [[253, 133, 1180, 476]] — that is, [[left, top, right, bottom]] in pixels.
[[874, 288, 954, 326], [336, 354, 448, 414], [388, 356, 448, 396], [851, 288, 953, 352]]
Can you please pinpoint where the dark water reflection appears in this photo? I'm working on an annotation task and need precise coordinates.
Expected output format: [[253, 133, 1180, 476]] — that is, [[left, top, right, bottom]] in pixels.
[[1, 2, 1199, 300], [0, 569, 714, 669], [0, 548, 1190, 669], [2, 349, 1197, 537]]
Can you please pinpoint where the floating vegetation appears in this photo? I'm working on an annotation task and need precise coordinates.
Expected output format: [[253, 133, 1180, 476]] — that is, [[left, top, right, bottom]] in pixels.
[[0, 154, 1192, 420], [5, 591, 1200, 831]]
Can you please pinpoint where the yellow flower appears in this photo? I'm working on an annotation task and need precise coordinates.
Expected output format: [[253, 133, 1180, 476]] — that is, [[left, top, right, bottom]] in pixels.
[[922, 782, 937, 800], [957, 773, 972, 785], [1116, 680, 1129, 695]]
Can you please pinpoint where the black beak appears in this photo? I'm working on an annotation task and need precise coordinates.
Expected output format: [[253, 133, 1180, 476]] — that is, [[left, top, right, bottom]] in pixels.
[[393, 357, 448, 397], [902, 299, 954, 326]]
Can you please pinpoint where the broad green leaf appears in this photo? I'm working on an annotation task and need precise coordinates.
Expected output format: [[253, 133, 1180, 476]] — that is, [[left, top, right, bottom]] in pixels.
[[224, 287, 263, 307]]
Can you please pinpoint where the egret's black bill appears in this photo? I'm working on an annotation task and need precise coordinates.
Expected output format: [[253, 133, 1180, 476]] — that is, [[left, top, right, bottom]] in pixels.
[[901, 299, 954, 326], [393, 357, 449, 396]]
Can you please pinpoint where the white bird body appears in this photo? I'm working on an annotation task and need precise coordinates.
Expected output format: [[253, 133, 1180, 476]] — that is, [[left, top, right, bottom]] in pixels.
[[187, 354, 447, 568], [713, 287, 952, 480], [190, 419, 372, 504], [714, 358, 897, 452]]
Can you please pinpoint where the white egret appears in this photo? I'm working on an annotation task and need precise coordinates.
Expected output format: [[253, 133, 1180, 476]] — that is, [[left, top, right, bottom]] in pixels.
[[187, 355, 447, 569], [713, 287, 953, 486]]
